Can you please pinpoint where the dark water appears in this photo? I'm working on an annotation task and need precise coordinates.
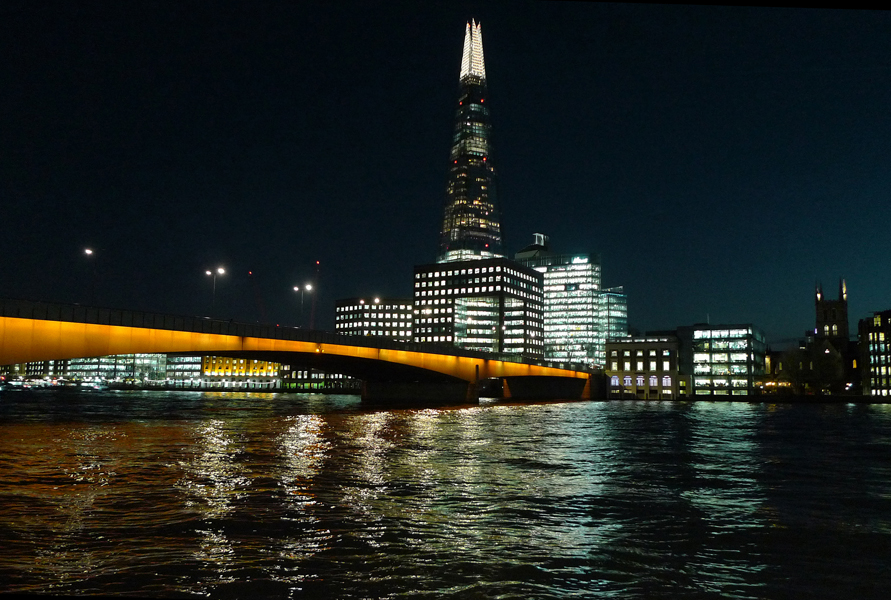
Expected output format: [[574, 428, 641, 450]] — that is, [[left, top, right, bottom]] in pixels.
[[1, 391, 890, 599]]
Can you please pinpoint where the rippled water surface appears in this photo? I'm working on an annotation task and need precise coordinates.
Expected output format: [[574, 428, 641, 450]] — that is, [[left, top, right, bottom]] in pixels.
[[2, 391, 891, 599]]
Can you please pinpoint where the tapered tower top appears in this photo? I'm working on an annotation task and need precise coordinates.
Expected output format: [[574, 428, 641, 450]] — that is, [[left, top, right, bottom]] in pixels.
[[460, 20, 486, 81]]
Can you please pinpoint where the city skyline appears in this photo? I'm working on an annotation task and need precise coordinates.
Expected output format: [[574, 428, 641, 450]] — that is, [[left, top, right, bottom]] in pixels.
[[1, 2, 889, 347]]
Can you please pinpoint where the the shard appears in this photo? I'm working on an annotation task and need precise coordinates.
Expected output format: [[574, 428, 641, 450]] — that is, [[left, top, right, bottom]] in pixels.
[[437, 20, 503, 263]]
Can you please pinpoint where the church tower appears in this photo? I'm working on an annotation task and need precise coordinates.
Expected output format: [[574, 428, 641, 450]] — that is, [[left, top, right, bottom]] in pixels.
[[815, 279, 849, 342]]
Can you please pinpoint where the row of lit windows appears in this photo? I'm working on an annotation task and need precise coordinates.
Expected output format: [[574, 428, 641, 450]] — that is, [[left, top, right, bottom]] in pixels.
[[694, 352, 750, 363], [611, 375, 673, 387], [694, 377, 750, 387], [611, 349, 671, 357], [693, 329, 752, 339], [337, 304, 410, 312], [612, 361, 672, 372]]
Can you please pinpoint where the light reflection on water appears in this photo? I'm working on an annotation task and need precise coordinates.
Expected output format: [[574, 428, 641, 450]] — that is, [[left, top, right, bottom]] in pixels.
[[1, 392, 891, 598]]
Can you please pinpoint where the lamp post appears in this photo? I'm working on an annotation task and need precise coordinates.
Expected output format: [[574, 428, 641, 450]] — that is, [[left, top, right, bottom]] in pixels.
[[294, 283, 313, 327], [206, 267, 225, 316], [84, 248, 96, 305]]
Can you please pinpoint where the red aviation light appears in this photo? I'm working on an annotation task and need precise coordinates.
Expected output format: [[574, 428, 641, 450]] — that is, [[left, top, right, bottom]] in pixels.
[[480, 98, 484, 102]]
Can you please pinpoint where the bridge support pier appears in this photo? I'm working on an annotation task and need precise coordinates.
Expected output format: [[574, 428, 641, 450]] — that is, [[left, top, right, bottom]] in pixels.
[[361, 380, 479, 406]]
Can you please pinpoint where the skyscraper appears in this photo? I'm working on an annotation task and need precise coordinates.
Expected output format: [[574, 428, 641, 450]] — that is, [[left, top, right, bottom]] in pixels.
[[438, 20, 502, 264], [414, 21, 543, 358]]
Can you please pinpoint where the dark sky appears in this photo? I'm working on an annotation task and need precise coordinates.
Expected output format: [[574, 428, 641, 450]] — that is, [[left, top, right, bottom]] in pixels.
[[2, 1, 889, 346]]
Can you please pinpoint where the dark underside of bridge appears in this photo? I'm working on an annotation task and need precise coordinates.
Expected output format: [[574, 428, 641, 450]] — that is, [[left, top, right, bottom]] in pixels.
[[172, 350, 598, 406]]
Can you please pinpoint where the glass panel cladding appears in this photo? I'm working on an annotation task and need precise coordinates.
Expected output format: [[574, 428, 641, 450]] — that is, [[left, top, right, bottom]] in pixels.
[[516, 252, 604, 366], [438, 21, 502, 263]]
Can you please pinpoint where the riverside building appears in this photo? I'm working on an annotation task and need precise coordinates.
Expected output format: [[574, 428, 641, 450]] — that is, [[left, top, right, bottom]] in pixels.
[[860, 310, 891, 397], [515, 234, 604, 367], [415, 20, 543, 358], [334, 297, 413, 341], [676, 324, 767, 396], [606, 335, 682, 398]]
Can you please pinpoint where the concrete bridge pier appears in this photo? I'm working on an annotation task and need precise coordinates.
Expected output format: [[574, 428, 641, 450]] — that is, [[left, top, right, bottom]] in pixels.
[[360, 380, 479, 406]]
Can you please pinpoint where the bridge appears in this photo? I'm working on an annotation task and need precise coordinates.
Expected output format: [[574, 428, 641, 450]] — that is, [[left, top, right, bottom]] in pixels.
[[0, 298, 600, 404]]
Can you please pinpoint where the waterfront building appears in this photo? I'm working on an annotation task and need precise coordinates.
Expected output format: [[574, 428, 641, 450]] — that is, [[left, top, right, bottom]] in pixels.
[[676, 324, 767, 396], [416, 21, 542, 357], [437, 19, 502, 264], [605, 335, 682, 398], [602, 286, 629, 340], [280, 367, 361, 392], [860, 310, 891, 397], [334, 297, 413, 341], [21, 360, 69, 378], [165, 355, 203, 387], [515, 234, 604, 366], [68, 354, 167, 381], [413, 258, 544, 357], [198, 356, 281, 389]]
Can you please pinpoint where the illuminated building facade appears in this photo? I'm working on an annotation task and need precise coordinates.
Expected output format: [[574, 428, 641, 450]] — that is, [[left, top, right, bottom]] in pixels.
[[606, 335, 681, 398], [860, 310, 891, 397], [677, 324, 766, 396], [165, 355, 202, 387], [602, 287, 629, 340], [199, 356, 280, 389], [413, 258, 543, 357], [515, 234, 604, 366], [438, 20, 502, 264], [334, 297, 413, 341], [68, 354, 167, 381]]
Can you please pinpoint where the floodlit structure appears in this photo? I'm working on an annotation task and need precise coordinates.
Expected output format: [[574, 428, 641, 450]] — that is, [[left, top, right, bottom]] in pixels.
[[438, 20, 502, 264], [413, 259, 544, 357], [334, 297, 414, 341], [676, 324, 767, 396], [860, 310, 891, 397], [515, 234, 604, 366]]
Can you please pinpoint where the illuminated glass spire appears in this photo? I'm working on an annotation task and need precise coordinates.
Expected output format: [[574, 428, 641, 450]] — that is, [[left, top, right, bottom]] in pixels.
[[438, 20, 502, 263]]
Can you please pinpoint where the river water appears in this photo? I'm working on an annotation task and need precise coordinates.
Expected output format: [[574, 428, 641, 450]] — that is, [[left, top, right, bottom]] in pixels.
[[1, 390, 890, 599]]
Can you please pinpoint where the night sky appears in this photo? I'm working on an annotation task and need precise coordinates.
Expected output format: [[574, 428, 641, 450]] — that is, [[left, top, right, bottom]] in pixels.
[[2, 1, 890, 347]]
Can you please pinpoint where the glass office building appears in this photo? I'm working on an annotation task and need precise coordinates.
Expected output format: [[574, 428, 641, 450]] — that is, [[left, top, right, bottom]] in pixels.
[[677, 325, 766, 396], [861, 310, 891, 396], [602, 287, 629, 340], [413, 258, 543, 357], [517, 245, 604, 366], [438, 20, 502, 263]]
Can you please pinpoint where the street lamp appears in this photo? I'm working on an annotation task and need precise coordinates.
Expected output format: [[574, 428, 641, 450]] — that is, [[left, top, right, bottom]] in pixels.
[[84, 248, 96, 304], [206, 267, 225, 315], [294, 283, 313, 327]]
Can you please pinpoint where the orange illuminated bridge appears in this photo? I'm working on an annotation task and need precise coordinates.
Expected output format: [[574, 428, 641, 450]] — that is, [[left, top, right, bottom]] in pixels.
[[0, 298, 599, 404]]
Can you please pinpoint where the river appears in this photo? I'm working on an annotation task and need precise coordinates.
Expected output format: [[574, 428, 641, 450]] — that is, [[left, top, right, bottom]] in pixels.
[[1, 390, 890, 598]]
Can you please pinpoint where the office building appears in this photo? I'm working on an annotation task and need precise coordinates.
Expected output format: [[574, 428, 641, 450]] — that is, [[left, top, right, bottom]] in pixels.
[[334, 297, 413, 341], [68, 354, 167, 381], [676, 324, 767, 396], [413, 258, 543, 356], [199, 356, 280, 389], [602, 286, 629, 340], [860, 310, 891, 397], [515, 234, 604, 366], [438, 20, 502, 264], [606, 335, 682, 398]]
